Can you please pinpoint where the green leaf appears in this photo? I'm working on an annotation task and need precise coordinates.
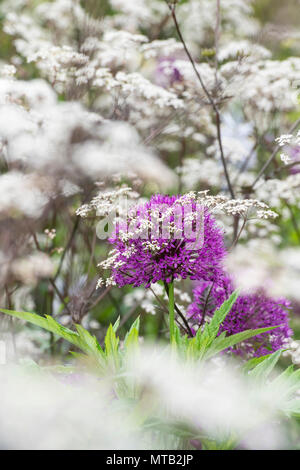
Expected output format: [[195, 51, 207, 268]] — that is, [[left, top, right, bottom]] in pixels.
[[242, 353, 272, 373], [124, 316, 140, 352], [0, 308, 106, 363], [273, 366, 300, 398], [205, 326, 280, 360], [282, 398, 300, 417], [248, 349, 282, 381], [124, 326, 139, 352], [75, 324, 105, 358], [206, 290, 239, 341], [112, 316, 120, 333], [0, 308, 84, 350], [104, 324, 120, 362], [172, 323, 188, 352]]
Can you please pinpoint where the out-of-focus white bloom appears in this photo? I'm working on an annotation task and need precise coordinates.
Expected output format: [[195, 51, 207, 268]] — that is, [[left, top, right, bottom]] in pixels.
[[226, 240, 300, 302], [0, 78, 57, 109], [35, 0, 86, 33], [218, 40, 271, 62], [11, 252, 55, 285], [0, 366, 139, 450], [179, 157, 225, 189], [256, 173, 300, 207], [141, 39, 183, 59], [173, 59, 216, 95], [283, 338, 300, 366], [0, 104, 37, 140], [109, 0, 167, 28], [219, 113, 255, 165], [124, 283, 165, 316], [222, 58, 300, 125], [178, 0, 259, 50], [280, 153, 291, 165], [0, 172, 49, 219], [0, 64, 17, 79], [72, 121, 176, 188], [0, 85, 175, 188], [0, 346, 296, 449], [111, 72, 184, 109], [127, 346, 292, 449]]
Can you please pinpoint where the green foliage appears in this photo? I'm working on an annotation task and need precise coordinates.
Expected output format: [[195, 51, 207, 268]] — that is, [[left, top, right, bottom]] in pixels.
[[172, 290, 279, 361], [1, 302, 300, 448], [0, 307, 140, 373], [243, 349, 300, 418], [0, 290, 279, 368], [248, 348, 282, 382]]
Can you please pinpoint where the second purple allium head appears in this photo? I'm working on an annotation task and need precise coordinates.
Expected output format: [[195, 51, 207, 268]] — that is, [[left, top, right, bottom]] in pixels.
[[187, 276, 292, 357]]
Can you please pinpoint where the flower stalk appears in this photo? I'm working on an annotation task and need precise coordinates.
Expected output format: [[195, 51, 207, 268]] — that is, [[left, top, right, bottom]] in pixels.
[[168, 280, 175, 344]]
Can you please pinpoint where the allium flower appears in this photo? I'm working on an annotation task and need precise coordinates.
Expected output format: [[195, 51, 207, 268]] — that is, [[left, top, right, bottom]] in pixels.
[[101, 194, 226, 288], [188, 276, 292, 357]]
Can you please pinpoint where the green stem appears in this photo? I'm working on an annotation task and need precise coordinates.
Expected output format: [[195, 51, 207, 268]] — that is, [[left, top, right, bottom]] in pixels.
[[168, 281, 175, 343]]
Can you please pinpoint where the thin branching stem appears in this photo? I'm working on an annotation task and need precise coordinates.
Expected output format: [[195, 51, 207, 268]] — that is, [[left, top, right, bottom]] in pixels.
[[251, 117, 300, 190], [167, 280, 175, 343], [167, 1, 235, 199]]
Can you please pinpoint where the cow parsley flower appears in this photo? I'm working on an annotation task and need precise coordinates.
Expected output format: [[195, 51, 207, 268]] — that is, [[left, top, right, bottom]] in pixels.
[[188, 276, 292, 357], [99, 193, 226, 288]]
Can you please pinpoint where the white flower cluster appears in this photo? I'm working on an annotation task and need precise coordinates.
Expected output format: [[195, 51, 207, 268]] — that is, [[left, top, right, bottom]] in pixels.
[[27, 46, 89, 87], [283, 339, 300, 366], [11, 252, 55, 286], [0, 64, 17, 78], [256, 173, 300, 208], [0, 77, 175, 189], [226, 240, 300, 301], [222, 58, 300, 123], [76, 186, 140, 219], [0, 172, 50, 219], [123, 281, 192, 316], [110, 72, 184, 109], [276, 131, 300, 148], [141, 39, 183, 59], [178, 0, 259, 47], [218, 40, 271, 63], [182, 191, 278, 220]]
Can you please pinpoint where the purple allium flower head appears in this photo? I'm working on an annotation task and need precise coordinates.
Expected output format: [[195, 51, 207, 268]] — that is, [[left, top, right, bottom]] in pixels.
[[107, 194, 226, 288], [188, 276, 292, 357]]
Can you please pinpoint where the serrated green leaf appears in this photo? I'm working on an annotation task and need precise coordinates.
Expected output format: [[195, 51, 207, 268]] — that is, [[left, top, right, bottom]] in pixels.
[[112, 316, 120, 332], [242, 353, 272, 373], [248, 349, 282, 381], [0, 308, 84, 350], [123, 316, 140, 346], [124, 326, 139, 352], [0, 308, 106, 365], [207, 290, 239, 341], [282, 398, 300, 417], [75, 324, 105, 358], [104, 324, 120, 366], [272, 366, 300, 398], [205, 326, 279, 360]]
